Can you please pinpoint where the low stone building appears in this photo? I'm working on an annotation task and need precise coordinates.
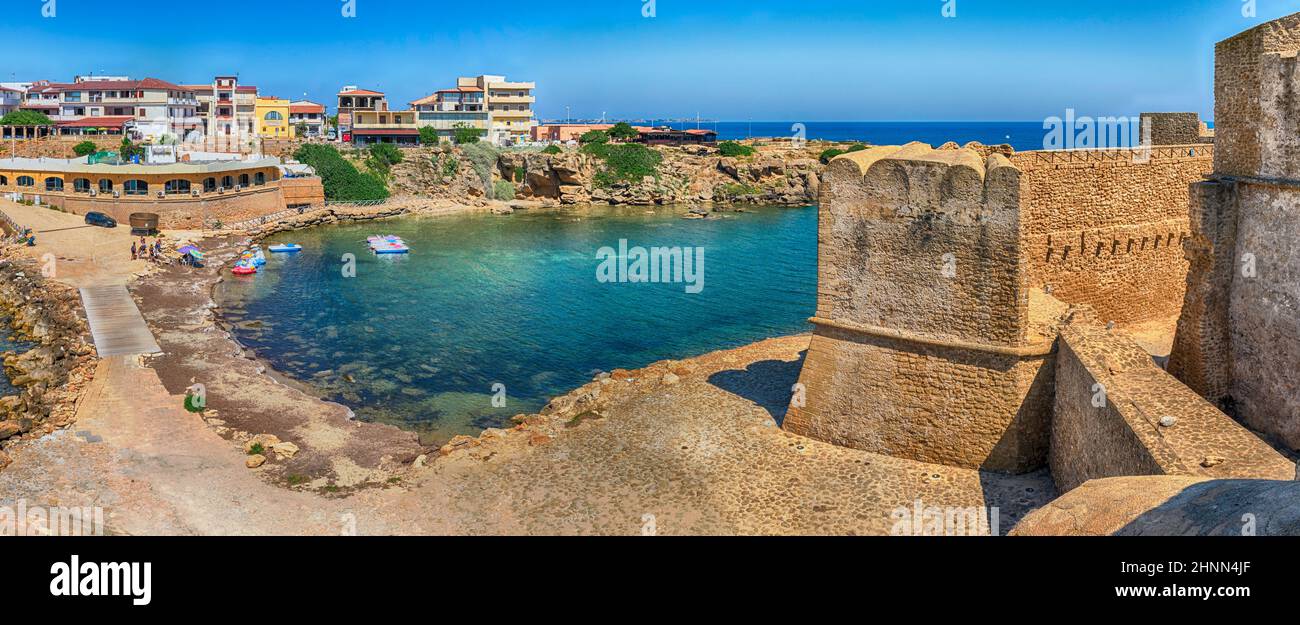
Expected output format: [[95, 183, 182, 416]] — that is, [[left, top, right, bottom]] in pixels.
[[0, 155, 324, 229]]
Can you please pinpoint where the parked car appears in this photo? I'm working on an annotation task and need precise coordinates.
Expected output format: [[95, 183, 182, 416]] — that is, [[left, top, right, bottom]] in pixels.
[[84, 212, 117, 228]]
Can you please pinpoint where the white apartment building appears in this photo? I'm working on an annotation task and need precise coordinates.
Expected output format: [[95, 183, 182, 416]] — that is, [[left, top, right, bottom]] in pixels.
[[19, 76, 200, 140], [182, 76, 260, 148], [411, 74, 536, 146]]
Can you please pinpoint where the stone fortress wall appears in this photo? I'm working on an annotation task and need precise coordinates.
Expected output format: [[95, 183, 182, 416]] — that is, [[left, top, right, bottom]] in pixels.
[[1012, 147, 1213, 325], [1171, 13, 1300, 450], [786, 140, 1222, 475], [785, 144, 1055, 473], [794, 13, 1300, 533]]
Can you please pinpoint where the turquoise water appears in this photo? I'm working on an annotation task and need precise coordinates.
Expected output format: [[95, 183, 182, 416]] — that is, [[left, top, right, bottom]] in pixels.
[[215, 205, 818, 445]]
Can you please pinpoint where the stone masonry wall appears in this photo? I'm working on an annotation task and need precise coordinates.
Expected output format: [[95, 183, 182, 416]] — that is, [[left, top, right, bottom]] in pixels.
[[785, 144, 1056, 473], [1171, 16, 1300, 449], [1051, 324, 1294, 493], [1012, 148, 1213, 325], [1212, 13, 1300, 177]]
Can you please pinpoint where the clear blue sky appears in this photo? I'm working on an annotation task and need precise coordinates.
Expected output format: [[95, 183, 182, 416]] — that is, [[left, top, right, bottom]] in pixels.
[[3, 0, 1298, 121]]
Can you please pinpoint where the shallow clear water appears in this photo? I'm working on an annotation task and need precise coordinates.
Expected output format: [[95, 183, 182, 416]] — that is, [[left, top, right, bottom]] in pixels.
[[0, 316, 33, 397], [215, 205, 817, 445]]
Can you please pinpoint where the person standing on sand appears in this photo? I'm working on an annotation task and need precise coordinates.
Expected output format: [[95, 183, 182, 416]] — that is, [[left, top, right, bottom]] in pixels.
[[131, 242, 137, 260]]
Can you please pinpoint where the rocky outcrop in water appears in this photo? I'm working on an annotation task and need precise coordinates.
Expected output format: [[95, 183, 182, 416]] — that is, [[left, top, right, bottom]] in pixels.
[[0, 254, 97, 457]]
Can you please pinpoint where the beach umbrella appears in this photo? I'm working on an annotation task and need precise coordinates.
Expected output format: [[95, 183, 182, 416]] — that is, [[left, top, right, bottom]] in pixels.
[[177, 245, 200, 255], [188, 250, 205, 260]]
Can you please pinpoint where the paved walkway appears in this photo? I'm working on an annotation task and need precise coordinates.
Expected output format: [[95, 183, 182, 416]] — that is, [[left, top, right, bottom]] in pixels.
[[79, 285, 160, 356]]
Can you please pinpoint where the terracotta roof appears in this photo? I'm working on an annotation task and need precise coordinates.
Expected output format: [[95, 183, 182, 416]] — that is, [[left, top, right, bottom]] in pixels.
[[53, 77, 185, 91], [290, 103, 326, 114], [22, 103, 58, 109], [55, 116, 134, 129], [338, 89, 385, 96]]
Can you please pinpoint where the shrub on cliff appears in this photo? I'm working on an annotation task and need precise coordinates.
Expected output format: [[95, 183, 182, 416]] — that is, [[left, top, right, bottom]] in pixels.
[[718, 141, 755, 157], [73, 141, 98, 157], [493, 180, 517, 201], [846, 143, 868, 153], [819, 148, 846, 164], [365, 143, 404, 178], [579, 130, 609, 145], [591, 143, 663, 188], [293, 143, 389, 201], [609, 122, 639, 142], [419, 126, 440, 146], [542, 145, 563, 155]]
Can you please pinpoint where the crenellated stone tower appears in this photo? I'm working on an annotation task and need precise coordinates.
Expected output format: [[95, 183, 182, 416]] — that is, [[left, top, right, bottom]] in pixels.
[[784, 143, 1057, 473]]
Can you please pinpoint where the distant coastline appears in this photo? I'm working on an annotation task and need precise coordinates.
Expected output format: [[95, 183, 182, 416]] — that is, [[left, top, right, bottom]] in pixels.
[[538, 120, 1214, 152]]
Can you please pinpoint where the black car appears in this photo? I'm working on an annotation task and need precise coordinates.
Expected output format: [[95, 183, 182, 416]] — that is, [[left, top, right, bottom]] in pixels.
[[84, 212, 117, 228]]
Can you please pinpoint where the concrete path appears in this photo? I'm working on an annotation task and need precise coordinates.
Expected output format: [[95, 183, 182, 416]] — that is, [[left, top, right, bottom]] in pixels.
[[79, 285, 160, 356]]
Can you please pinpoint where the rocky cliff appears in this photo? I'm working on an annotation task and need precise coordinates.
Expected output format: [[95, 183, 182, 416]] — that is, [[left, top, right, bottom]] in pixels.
[[0, 256, 97, 470], [379, 143, 829, 208]]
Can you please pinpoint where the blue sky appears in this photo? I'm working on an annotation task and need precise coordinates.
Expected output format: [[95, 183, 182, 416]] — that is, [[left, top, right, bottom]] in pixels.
[[3, 0, 1298, 121]]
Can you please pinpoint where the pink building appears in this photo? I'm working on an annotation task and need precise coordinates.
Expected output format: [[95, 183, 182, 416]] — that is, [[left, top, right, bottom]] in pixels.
[[531, 123, 613, 142]]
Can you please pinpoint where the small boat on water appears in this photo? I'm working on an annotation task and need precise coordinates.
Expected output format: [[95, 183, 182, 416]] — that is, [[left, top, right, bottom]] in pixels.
[[268, 244, 303, 253], [368, 235, 410, 255], [231, 263, 257, 276]]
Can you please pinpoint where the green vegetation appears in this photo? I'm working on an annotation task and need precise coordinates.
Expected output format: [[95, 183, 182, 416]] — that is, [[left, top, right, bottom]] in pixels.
[[846, 143, 869, 153], [609, 122, 639, 142], [247, 442, 265, 456], [286, 474, 308, 486], [119, 137, 145, 161], [579, 129, 610, 145], [493, 180, 517, 200], [513, 165, 526, 182], [542, 144, 563, 155], [716, 182, 761, 200], [718, 141, 756, 157], [365, 142, 404, 178], [452, 123, 485, 145], [819, 148, 847, 164], [293, 143, 390, 201], [182, 394, 205, 413], [73, 141, 98, 157], [419, 126, 439, 146], [587, 143, 663, 188], [442, 155, 460, 180], [462, 142, 501, 198], [0, 110, 53, 126]]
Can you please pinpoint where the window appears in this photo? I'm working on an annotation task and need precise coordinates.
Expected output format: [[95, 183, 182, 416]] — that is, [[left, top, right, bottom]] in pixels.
[[73, 178, 91, 193], [45, 177, 64, 192], [164, 179, 191, 195], [239, 174, 250, 187], [98, 179, 113, 193], [17, 176, 34, 187], [254, 172, 266, 186], [264, 111, 283, 121], [0, 176, 7, 186], [221, 176, 233, 189], [203, 177, 217, 193], [123, 180, 148, 196]]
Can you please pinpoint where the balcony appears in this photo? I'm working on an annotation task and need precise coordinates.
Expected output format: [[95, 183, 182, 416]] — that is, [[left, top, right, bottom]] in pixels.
[[491, 95, 535, 105]]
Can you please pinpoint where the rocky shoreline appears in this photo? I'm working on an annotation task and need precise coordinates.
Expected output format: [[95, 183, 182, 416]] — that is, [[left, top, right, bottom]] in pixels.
[[0, 254, 97, 470]]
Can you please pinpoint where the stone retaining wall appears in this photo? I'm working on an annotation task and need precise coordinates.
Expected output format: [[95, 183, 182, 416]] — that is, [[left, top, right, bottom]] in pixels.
[[1051, 324, 1294, 492]]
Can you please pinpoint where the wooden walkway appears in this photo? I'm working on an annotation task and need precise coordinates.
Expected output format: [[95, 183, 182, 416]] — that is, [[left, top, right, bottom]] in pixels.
[[79, 285, 161, 357]]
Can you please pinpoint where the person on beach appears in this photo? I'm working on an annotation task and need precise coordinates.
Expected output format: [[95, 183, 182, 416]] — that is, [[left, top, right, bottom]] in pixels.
[[131, 242, 137, 260]]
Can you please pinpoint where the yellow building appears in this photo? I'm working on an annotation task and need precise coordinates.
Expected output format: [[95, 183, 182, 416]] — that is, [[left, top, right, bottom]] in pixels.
[[255, 96, 293, 139]]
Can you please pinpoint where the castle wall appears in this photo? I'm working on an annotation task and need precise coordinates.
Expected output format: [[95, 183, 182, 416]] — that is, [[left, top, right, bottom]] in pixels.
[[1051, 324, 1294, 493], [1171, 23, 1300, 449], [1012, 148, 1213, 325], [785, 145, 1056, 473]]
